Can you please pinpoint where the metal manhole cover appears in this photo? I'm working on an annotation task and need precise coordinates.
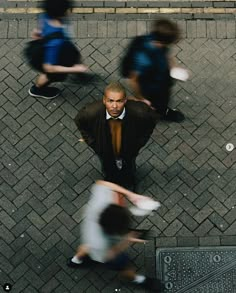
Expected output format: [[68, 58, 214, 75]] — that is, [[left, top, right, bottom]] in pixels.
[[156, 247, 236, 293]]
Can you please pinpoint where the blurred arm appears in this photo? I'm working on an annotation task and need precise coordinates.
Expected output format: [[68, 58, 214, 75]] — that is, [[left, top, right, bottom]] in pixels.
[[128, 73, 152, 107], [96, 180, 150, 205], [43, 63, 88, 74], [106, 232, 145, 260], [168, 54, 177, 69]]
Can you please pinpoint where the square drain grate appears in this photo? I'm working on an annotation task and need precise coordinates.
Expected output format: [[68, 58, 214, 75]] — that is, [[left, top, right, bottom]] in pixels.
[[156, 247, 236, 293]]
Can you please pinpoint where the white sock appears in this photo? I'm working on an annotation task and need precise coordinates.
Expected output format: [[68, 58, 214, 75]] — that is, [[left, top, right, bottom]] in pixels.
[[71, 256, 83, 264], [133, 275, 146, 284]]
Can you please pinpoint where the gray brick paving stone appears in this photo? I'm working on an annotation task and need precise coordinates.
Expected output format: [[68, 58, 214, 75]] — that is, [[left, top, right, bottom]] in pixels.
[[194, 219, 214, 236], [199, 236, 221, 246], [59, 169, 78, 187], [11, 277, 30, 293], [0, 16, 236, 292], [221, 236, 236, 246], [11, 233, 30, 252], [0, 225, 15, 244], [26, 225, 46, 244], [0, 210, 16, 229], [11, 218, 31, 238], [163, 219, 183, 236], [25, 255, 44, 276], [0, 255, 14, 274], [178, 225, 195, 236], [209, 212, 229, 231], [224, 221, 236, 235], [43, 175, 63, 194], [42, 204, 62, 223], [10, 262, 29, 282], [41, 278, 60, 293], [193, 191, 213, 209], [208, 226, 222, 236], [177, 236, 199, 246], [0, 239, 15, 259], [40, 248, 61, 268], [27, 210, 46, 230]]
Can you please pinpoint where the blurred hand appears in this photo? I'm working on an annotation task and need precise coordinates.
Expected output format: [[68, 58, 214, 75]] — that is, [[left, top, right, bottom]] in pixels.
[[127, 96, 155, 110], [31, 29, 42, 40], [128, 231, 147, 243], [141, 98, 152, 107], [73, 64, 88, 73], [130, 193, 151, 205], [127, 95, 138, 101]]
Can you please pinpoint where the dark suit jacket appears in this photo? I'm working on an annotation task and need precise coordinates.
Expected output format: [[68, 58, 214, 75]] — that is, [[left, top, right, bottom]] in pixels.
[[74, 100, 158, 174]]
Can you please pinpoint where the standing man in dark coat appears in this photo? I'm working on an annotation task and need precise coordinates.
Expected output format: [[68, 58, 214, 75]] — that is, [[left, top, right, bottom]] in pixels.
[[74, 82, 158, 187]]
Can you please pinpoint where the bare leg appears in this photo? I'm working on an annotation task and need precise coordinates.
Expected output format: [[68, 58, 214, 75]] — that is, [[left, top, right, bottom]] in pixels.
[[35, 73, 50, 88], [119, 267, 136, 281], [119, 266, 147, 287], [68, 244, 89, 266], [75, 244, 89, 259]]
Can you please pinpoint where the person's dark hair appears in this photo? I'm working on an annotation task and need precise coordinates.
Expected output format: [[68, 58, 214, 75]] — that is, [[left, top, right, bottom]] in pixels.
[[43, 0, 73, 18], [99, 204, 131, 235], [152, 19, 180, 44]]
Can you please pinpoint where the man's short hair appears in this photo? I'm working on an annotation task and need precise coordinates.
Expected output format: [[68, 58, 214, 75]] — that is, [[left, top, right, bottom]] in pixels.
[[99, 204, 131, 235], [104, 82, 126, 98], [152, 18, 180, 45]]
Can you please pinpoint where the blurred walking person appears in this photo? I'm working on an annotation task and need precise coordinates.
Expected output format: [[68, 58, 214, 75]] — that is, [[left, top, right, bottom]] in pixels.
[[67, 180, 163, 292], [28, 0, 87, 99], [121, 18, 186, 122]]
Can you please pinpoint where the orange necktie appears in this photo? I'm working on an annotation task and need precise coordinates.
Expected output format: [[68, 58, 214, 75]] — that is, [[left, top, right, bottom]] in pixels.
[[108, 119, 122, 157]]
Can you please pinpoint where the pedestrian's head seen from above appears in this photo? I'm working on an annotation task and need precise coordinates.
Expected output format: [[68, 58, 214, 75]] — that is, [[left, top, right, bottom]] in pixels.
[[152, 18, 180, 46], [99, 204, 131, 236], [43, 0, 73, 19], [103, 82, 127, 118]]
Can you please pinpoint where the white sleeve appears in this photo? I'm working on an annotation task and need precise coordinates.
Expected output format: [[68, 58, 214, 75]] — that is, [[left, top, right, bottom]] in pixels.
[[87, 184, 115, 218]]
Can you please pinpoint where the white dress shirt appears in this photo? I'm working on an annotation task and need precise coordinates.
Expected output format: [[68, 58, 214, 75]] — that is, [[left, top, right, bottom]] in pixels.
[[106, 108, 126, 120]]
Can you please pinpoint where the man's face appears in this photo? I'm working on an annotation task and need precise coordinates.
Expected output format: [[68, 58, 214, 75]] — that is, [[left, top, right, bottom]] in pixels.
[[103, 90, 127, 118]]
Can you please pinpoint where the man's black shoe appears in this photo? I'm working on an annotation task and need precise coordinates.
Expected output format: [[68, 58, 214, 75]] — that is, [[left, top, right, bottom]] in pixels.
[[141, 277, 164, 292], [163, 108, 185, 122], [29, 85, 60, 99]]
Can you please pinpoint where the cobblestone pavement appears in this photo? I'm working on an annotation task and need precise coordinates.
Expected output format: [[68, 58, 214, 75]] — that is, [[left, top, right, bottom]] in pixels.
[[0, 17, 236, 292]]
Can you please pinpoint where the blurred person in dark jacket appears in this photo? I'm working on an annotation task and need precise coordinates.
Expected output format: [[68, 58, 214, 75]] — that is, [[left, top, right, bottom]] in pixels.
[[124, 18, 185, 123], [74, 81, 158, 188], [28, 0, 87, 100]]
